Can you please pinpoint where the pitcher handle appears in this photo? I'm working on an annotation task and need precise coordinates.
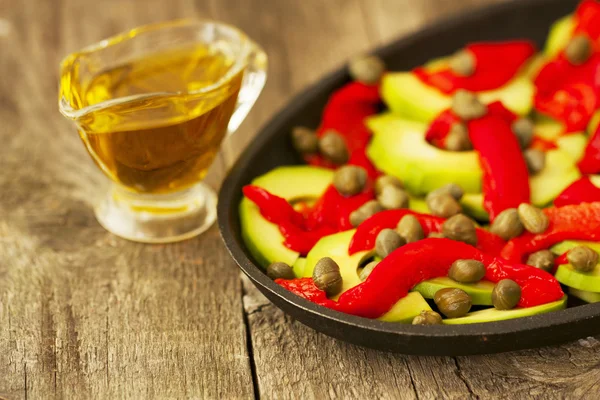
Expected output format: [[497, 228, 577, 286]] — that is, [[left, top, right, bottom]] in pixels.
[[227, 42, 268, 135]]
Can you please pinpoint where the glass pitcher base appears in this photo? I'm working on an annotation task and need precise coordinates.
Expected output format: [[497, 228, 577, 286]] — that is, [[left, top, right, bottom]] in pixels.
[[95, 182, 217, 243]]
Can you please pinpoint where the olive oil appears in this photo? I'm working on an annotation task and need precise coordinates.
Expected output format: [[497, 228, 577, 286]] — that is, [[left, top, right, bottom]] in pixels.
[[70, 45, 243, 194]]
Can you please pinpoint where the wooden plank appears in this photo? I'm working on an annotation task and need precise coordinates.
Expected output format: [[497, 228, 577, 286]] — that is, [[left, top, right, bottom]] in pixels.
[[0, 0, 254, 398], [236, 0, 600, 398]]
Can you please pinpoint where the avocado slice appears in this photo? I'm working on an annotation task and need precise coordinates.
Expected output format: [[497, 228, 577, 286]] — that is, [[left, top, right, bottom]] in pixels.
[[556, 134, 587, 162], [551, 241, 600, 293], [378, 292, 434, 323], [292, 257, 307, 278], [534, 119, 565, 141], [367, 114, 483, 195], [460, 193, 489, 222], [569, 287, 600, 303], [240, 166, 334, 269], [555, 264, 600, 293], [303, 229, 432, 322], [408, 196, 430, 213], [413, 277, 495, 305], [443, 296, 567, 324], [588, 110, 600, 135], [381, 72, 533, 123], [544, 15, 575, 57], [551, 240, 600, 255], [530, 149, 581, 207], [589, 175, 600, 187]]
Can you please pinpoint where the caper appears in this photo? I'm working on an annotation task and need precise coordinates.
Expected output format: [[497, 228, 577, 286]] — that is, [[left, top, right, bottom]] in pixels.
[[524, 149, 546, 175], [426, 183, 464, 202], [412, 310, 443, 325], [449, 50, 476, 77], [434, 288, 472, 318], [333, 165, 367, 196], [492, 279, 521, 310], [448, 259, 486, 283], [375, 229, 406, 258], [359, 260, 379, 282], [526, 250, 556, 273], [291, 126, 319, 154], [349, 200, 383, 227], [396, 214, 424, 243], [451, 89, 487, 121], [428, 232, 445, 239], [567, 246, 599, 273], [565, 34, 592, 66], [348, 54, 386, 84], [445, 122, 473, 151], [374, 175, 403, 195], [442, 214, 477, 246], [312, 257, 343, 297], [377, 185, 409, 210], [266, 261, 295, 280], [489, 208, 524, 241], [511, 117, 534, 149], [318, 130, 349, 165], [427, 193, 462, 218], [517, 203, 549, 234]]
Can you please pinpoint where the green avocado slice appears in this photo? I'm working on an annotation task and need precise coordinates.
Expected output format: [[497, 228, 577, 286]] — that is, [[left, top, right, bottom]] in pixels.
[[544, 15, 575, 57], [443, 296, 567, 325], [551, 240, 600, 254], [381, 72, 533, 123], [530, 149, 581, 207], [408, 196, 430, 213], [240, 166, 334, 269], [556, 134, 587, 163], [555, 264, 600, 293], [551, 241, 600, 293], [367, 114, 483, 195], [588, 110, 600, 135], [303, 230, 432, 322], [460, 193, 489, 222], [413, 277, 495, 305], [569, 287, 600, 303]]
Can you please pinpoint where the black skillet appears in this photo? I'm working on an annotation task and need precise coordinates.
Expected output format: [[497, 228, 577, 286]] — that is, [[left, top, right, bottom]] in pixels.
[[218, 0, 600, 355]]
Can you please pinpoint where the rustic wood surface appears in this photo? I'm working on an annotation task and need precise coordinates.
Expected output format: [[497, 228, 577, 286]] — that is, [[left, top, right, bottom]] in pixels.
[[1, 0, 599, 399]]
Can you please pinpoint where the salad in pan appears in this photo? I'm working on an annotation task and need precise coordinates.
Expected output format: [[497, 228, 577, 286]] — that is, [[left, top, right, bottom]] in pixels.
[[240, 0, 600, 325]]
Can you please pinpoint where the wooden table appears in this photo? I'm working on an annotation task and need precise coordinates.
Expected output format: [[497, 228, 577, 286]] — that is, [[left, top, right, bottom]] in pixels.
[[1, 0, 600, 398]]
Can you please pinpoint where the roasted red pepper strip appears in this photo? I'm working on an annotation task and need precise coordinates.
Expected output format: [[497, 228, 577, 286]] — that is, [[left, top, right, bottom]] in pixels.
[[306, 82, 381, 178], [348, 209, 505, 256], [501, 202, 600, 262], [468, 109, 530, 221], [530, 136, 558, 152], [578, 123, 600, 174], [276, 277, 339, 309], [423, 102, 529, 221], [243, 185, 305, 227], [280, 239, 563, 318], [424, 109, 460, 147], [305, 185, 375, 231], [575, 0, 600, 41], [425, 102, 517, 149], [413, 41, 536, 94], [555, 252, 569, 266], [554, 176, 600, 206], [244, 184, 375, 255], [534, 53, 600, 132]]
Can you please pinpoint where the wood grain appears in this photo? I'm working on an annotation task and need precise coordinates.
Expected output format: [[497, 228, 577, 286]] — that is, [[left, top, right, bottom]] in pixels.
[[1, 0, 599, 399], [0, 0, 253, 399]]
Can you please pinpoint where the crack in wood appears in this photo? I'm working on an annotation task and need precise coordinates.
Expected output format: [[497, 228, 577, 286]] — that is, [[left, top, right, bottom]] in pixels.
[[453, 357, 476, 398], [242, 287, 261, 400]]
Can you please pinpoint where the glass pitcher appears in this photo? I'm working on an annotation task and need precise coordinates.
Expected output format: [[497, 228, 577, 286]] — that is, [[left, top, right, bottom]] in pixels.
[[59, 20, 267, 243]]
